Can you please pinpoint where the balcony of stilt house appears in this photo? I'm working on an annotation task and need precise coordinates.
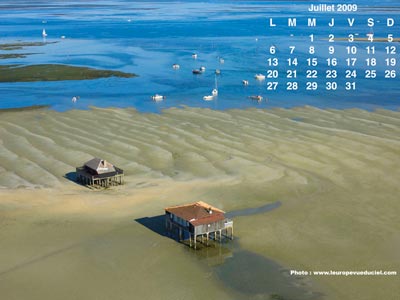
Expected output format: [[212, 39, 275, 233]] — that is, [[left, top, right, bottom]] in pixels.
[[165, 201, 233, 249], [76, 158, 124, 188]]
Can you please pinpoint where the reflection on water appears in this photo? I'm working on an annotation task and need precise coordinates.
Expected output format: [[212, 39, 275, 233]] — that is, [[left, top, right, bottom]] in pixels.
[[191, 239, 234, 267]]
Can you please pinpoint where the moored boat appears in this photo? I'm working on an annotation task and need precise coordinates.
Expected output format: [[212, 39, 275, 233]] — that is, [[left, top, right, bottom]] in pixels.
[[203, 95, 213, 101], [255, 74, 265, 80], [152, 94, 165, 101], [249, 95, 263, 102]]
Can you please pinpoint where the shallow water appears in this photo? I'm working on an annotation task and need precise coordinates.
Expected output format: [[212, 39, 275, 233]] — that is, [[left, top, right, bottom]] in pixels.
[[190, 236, 322, 299], [226, 201, 282, 218], [0, 0, 399, 111], [215, 249, 323, 300]]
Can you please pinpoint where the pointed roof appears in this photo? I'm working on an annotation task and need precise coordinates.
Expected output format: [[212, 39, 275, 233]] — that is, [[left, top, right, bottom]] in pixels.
[[165, 201, 225, 226], [84, 158, 116, 174]]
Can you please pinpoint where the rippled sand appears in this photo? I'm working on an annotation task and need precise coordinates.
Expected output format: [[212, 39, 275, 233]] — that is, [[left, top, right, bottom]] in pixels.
[[0, 106, 399, 300]]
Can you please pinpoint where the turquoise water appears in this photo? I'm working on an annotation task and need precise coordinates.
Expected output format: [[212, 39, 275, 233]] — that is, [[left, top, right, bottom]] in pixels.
[[1, 0, 399, 112]]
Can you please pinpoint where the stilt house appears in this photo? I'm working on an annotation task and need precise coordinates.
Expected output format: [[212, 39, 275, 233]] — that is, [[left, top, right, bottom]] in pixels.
[[165, 201, 233, 249], [76, 158, 124, 187]]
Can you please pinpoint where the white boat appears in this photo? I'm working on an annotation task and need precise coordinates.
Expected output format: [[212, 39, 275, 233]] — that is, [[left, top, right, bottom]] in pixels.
[[203, 95, 213, 101], [215, 69, 221, 75], [249, 95, 263, 102], [242, 80, 249, 86], [219, 58, 225, 64], [255, 74, 265, 80], [172, 64, 180, 69], [200, 66, 206, 72], [192, 53, 197, 59], [152, 94, 165, 101], [42, 29, 47, 38]]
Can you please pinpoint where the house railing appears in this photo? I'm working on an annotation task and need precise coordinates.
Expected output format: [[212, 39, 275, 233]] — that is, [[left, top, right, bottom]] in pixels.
[[224, 219, 233, 228]]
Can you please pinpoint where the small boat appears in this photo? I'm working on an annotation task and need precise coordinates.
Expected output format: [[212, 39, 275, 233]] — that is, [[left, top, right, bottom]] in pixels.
[[255, 74, 265, 80], [242, 80, 249, 86], [152, 94, 165, 101], [71, 96, 80, 103], [172, 64, 180, 69], [192, 69, 202, 74], [249, 95, 263, 102], [215, 69, 221, 75], [42, 29, 47, 38], [199, 66, 206, 72], [219, 58, 225, 64], [192, 53, 198, 59], [203, 95, 213, 101]]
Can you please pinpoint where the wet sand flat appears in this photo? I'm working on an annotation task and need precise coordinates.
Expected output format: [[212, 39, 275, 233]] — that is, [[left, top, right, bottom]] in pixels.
[[0, 106, 399, 300]]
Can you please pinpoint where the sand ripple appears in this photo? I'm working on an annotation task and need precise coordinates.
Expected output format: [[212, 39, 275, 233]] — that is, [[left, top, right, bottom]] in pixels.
[[0, 106, 399, 189]]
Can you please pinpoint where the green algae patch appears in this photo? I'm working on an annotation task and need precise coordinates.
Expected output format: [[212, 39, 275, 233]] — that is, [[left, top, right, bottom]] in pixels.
[[0, 53, 38, 59], [0, 64, 137, 82], [0, 42, 56, 51]]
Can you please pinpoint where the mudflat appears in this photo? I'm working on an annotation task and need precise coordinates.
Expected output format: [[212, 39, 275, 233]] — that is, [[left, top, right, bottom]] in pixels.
[[0, 106, 399, 300]]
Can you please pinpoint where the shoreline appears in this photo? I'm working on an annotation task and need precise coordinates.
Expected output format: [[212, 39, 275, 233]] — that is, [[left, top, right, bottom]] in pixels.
[[0, 103, 399, 116], [0, 104, 50, 113]]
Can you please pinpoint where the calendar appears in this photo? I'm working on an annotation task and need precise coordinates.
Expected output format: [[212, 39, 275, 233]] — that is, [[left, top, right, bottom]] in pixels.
[[264, 3, 399, 98]]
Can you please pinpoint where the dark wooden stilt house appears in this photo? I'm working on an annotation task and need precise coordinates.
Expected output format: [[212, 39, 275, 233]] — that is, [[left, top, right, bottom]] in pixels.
[[165, 201, 233, 249], [76, 158, 124, 187]]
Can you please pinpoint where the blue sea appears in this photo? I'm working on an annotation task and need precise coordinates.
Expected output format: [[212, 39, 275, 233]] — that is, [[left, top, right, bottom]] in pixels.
[[1, 0, 400, 112]]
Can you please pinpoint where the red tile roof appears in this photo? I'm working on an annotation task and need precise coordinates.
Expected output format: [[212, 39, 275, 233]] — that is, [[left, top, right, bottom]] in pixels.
[[165, 201, 225, 226]]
